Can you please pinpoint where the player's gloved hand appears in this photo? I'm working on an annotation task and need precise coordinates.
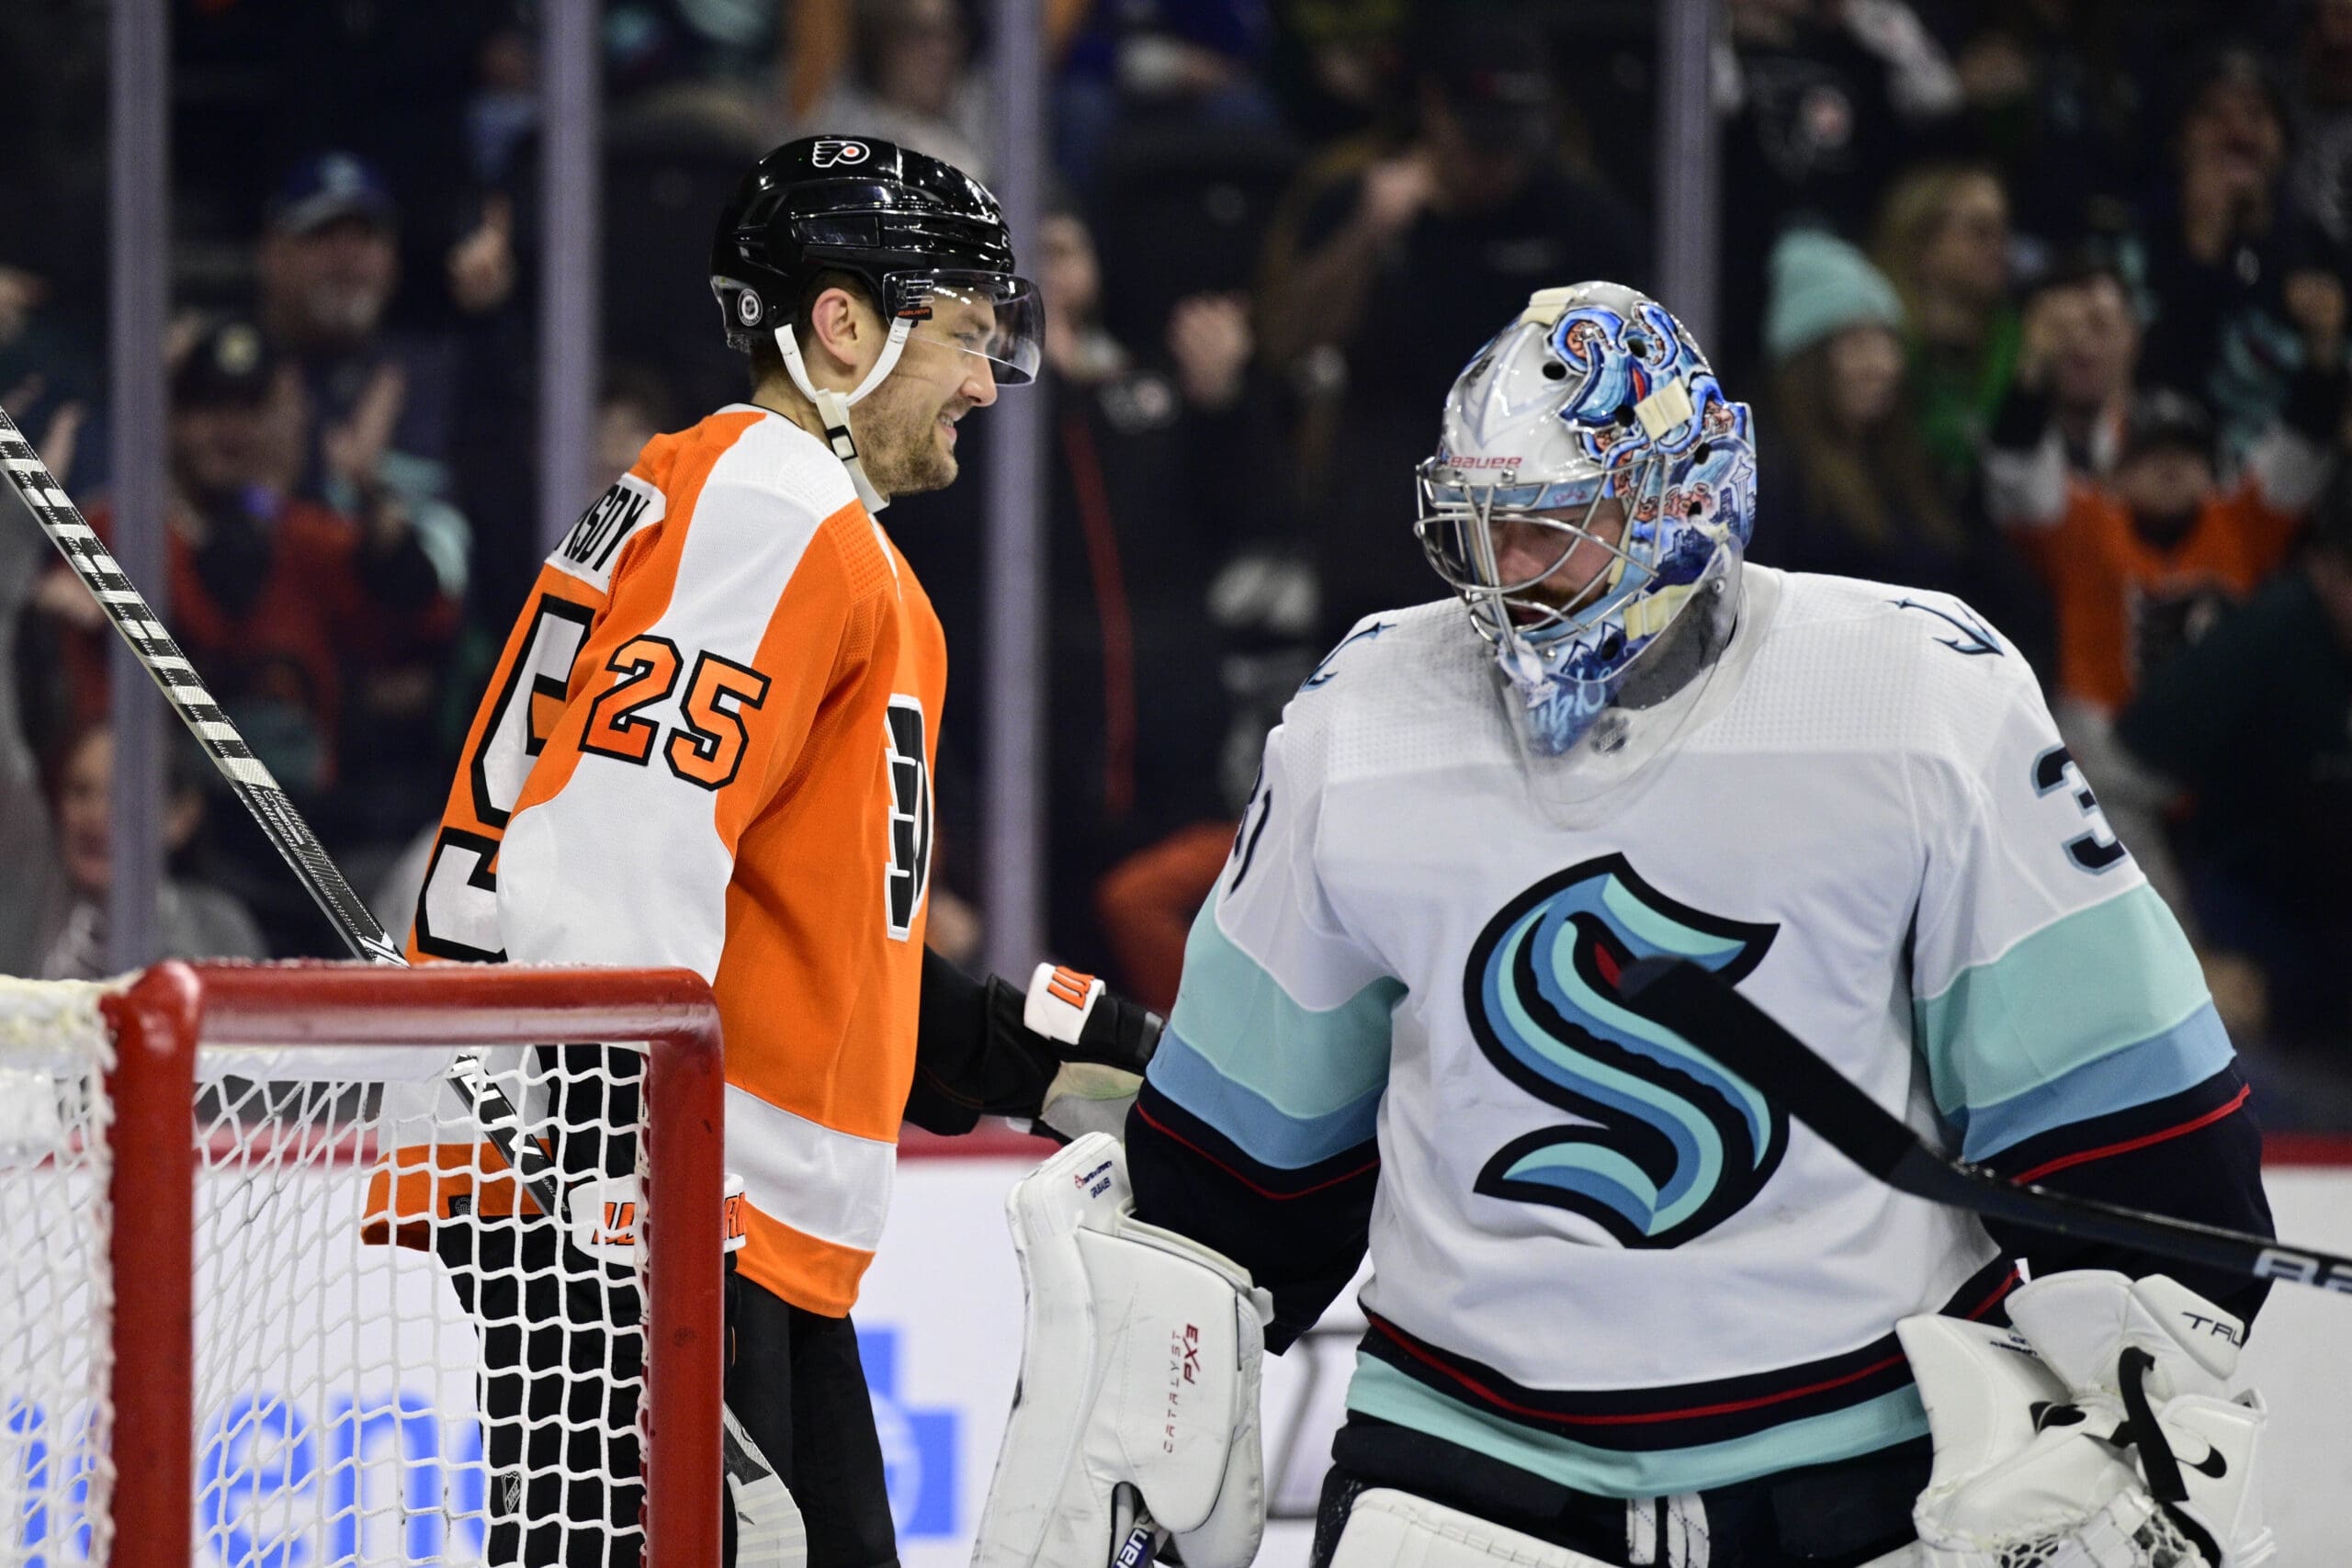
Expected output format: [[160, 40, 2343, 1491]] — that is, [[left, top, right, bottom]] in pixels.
[[1018, 964, 1163, 1144], [1898, 1270, 2274, 1568], [1021, 964, 1162, 1071]]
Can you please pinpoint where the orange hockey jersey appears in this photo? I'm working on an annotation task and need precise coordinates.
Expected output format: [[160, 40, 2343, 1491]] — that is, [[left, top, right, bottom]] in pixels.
[[401, 404, 944, 1314], [2009, 485, 2299, 715]]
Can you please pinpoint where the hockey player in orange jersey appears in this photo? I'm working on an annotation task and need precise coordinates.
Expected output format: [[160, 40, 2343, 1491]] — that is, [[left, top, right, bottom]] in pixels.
[[401, 136, 1163, 1566]]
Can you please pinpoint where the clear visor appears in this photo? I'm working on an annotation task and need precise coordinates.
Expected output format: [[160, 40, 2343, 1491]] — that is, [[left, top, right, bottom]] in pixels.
[[899, 271, 1044, 385]]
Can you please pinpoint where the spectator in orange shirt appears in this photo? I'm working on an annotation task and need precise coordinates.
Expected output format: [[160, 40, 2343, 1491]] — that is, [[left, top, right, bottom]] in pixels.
[[1984, 261, 2346, 721], [1983, 314, 2339, 944], [1990, 386, 2319, 716]]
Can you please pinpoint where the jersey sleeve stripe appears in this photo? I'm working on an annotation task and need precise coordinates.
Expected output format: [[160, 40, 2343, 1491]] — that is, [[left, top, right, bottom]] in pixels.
[[1148, 1022, 1388, 1170], [1951, 1001, 2239, 1161], [2007, 1078, 2252, 1184], [1162, 896, 1404, 1118], [1131, 1090, 1382, 1200], [1913, 882, 2211, 1119]]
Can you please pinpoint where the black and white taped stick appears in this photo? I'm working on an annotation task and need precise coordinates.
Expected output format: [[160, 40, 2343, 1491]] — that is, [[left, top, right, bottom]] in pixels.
[[0, 403, 564, 1217], [1, 405, 398, 966], [1617, 956, 2352, 1297]]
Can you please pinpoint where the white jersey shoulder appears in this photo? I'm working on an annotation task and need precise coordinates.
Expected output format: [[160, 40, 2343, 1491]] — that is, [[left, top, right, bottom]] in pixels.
[[703, 403, 862, 523], [1272, 600, 1513, 795], [543, 405, 858, 596], [1719, 568, 2037, 761], [1274, 567, 2042, 799]]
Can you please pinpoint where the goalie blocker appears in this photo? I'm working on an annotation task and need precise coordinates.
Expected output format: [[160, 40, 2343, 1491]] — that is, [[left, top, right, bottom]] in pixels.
[[974, 1134, 1272, 1568]]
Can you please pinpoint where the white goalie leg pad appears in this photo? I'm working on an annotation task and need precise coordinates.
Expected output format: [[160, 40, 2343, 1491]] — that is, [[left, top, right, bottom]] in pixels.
[[973, 1133, 1274, 1568], [1899, 1271, 2273, 1568], [1329, 1489, 1625, 1568]]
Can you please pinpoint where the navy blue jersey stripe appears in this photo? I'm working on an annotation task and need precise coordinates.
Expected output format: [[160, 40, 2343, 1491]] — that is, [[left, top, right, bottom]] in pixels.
[[1356, 1254, 2019, 1452]]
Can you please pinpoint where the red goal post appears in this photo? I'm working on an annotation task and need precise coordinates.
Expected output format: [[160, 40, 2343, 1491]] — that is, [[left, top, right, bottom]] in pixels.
[[1, 960, 725, 1567]]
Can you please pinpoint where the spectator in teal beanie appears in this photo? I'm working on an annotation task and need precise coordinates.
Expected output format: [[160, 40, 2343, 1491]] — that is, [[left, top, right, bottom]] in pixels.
[[1749, 228, 1970, 589]]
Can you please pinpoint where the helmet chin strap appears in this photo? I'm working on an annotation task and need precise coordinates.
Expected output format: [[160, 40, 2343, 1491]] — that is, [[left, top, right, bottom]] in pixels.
[[773, 318, 913, 513]]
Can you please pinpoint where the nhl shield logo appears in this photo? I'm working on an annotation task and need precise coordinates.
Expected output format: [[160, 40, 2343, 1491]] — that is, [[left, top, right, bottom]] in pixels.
[[812, 138, 870, 168], [735, 288, 763, 326]]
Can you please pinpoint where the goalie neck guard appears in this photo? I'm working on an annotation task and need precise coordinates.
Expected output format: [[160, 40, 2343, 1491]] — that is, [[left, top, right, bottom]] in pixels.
[[1415, 283, 1757, 757]]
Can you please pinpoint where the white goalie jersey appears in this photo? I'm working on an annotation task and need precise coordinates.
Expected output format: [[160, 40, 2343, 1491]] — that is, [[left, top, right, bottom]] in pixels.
[[1133, 565, 2241, 1500]]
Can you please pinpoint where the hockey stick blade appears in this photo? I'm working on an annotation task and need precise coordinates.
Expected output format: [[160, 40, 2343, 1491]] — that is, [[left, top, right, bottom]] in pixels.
[[1617, 956, 2352, 1297], [0, 401, 563, 1216]]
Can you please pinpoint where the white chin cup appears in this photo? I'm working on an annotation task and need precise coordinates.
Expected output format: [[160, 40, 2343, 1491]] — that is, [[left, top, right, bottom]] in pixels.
[[770, 319, 913, 513]]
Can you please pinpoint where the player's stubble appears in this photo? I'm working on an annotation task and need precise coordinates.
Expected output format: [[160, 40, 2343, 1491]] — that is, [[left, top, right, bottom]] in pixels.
[[855, 374, 970, 500]]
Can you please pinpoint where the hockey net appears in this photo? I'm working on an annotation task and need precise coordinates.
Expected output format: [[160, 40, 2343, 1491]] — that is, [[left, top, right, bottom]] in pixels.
[[0, 961, 727, 1568]]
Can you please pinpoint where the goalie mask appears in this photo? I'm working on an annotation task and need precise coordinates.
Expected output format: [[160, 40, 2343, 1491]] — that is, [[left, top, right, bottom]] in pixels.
[[1416, 283, 1757, 755]]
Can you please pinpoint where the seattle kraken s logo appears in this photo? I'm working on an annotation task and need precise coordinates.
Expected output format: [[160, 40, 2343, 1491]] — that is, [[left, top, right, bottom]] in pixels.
[[1465, 854, 1781, 1247]]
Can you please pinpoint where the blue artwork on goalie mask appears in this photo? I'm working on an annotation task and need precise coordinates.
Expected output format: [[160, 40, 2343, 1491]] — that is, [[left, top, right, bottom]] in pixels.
[[1682, 389, 1759, 547], [1464, 854, 1783, 1247], [1553, 303, 1689, 424], [859, 1326, 958, 1538]]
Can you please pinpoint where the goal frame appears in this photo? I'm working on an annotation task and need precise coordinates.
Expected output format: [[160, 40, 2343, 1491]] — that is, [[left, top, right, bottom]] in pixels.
[[95, 958, 726, 1567]]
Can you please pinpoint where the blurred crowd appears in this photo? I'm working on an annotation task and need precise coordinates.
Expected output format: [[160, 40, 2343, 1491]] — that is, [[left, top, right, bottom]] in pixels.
[[7, 0, 2352, 1120]]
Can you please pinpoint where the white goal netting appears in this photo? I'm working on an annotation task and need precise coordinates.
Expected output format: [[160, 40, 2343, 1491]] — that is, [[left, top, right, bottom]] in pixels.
[[0, 970, 695, 1568], [0, 980, 116, 1567]]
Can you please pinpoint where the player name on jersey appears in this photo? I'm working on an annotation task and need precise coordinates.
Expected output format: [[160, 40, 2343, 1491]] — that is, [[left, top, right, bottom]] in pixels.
[[556, 473, 666, 589]]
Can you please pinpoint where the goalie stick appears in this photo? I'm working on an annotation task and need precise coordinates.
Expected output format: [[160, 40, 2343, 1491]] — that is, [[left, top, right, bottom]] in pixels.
[[2, 402, 802, 1562], [1617, 955, 2352, 1297]]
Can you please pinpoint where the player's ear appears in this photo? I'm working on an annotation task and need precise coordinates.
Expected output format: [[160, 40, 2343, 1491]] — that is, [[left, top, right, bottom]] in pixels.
[[806, 286, 876, 378]]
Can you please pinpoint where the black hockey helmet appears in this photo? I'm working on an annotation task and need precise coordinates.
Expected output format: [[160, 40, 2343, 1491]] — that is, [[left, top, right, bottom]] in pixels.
[[709, 134, 1041, 385]]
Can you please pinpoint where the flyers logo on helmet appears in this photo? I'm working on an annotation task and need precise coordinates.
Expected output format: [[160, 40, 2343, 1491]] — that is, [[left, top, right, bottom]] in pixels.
[[812, 139, 870, 168]]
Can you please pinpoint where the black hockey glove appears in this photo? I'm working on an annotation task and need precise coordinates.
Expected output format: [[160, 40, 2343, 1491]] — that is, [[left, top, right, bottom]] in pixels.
[[906, 949, 1163, 1141], [1013, 964, 1165, 1145], [1014, 963, 1163, 1072]]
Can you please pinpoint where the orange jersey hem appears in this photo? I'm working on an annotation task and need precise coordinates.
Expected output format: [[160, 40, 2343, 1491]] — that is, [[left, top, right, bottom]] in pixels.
[[733, 1206, 876, 1318]]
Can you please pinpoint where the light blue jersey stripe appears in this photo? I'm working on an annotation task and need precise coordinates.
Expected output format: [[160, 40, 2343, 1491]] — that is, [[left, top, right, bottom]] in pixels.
[[1345, 1356, 1928, 1498], [1156, 897, 1404, 1161], [1953, 1001, 2233, 1160], [1148, 1025, 1388, 1168], [1917, 884, 2211, 1121]]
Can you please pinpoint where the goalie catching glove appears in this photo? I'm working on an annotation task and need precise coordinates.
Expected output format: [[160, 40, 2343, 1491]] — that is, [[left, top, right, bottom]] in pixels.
[[974, 1133, 1272, 1568], [1898, 1270, 2273, 1568]]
